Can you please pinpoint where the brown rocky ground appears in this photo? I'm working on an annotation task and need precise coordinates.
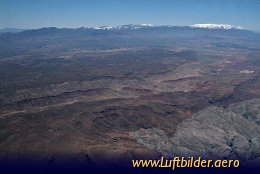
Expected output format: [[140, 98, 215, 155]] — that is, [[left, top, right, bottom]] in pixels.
[[0, 28, 260, 167]]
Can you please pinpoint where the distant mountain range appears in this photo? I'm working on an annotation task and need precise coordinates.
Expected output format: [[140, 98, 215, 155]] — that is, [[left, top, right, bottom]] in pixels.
[[0, 24, 245, 33], [79, 23, 245, 31], [0, 28, 28, 33], [1, 23, 258, 60]]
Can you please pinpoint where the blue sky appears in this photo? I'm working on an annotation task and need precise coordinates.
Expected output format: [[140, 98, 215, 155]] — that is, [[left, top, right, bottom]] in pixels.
[[1, 0, 260, 30]]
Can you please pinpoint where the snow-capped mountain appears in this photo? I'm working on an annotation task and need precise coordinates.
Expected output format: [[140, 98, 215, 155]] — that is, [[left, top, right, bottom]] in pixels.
[[190, 24, 244, 30], [92, 26, 114, 30], [91, 24, 155, 30], [90, 23, 244, 31]]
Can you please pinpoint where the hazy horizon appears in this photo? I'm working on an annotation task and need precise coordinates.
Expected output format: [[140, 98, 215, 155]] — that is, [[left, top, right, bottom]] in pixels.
[[0, 23, 248, 30]]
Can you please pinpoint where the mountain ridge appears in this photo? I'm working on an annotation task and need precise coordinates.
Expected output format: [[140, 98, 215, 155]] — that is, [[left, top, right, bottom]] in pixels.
[[0, 23, 246, 33], [89, 23, 245, 31]]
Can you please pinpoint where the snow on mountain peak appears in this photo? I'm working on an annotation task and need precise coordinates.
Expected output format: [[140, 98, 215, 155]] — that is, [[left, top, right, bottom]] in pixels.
[[190, 24, 244, 30], [140, 24, 154, 27], [92, 24, 155, 30], [93, 26, 114, 30], [91, 24, 244, 31]]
